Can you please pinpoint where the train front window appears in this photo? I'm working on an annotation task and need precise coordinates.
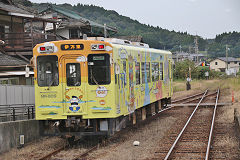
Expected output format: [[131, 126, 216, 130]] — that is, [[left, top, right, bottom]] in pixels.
[[66, 63, 81, 86], [88, 54, 111, 85], [37, 55, 59, 87]]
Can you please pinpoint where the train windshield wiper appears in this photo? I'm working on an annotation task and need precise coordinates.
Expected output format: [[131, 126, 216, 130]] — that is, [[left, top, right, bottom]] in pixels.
[[90, 67, 100, 86]]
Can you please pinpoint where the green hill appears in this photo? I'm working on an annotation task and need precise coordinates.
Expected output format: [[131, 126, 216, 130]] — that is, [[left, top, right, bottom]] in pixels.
[[71, 4, 207, 51], [13, 0, 240, 58]]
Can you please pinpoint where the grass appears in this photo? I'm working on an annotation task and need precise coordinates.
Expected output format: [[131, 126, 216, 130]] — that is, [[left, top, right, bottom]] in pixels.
[[172, 80, 186, 93], [173, 78, 240, 93]]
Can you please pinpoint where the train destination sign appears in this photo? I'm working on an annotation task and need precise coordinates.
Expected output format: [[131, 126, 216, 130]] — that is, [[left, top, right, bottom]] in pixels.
[[61, 44, 84, 51]]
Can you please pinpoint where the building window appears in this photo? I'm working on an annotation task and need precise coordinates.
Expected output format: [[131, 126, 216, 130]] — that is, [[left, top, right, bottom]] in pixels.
[[69, 29, 79, 39], [135, 62, 140, 85], [228, 62, 230, 64], [215, 62, 218, 65]]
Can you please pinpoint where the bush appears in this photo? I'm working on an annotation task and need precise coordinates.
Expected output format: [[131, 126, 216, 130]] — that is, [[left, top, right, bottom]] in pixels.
[[173, 60, 225, 80]]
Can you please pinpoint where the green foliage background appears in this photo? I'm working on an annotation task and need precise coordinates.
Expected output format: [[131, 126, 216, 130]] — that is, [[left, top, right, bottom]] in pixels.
[[174, 60, 226, 80], [15, 0, 240, 58]]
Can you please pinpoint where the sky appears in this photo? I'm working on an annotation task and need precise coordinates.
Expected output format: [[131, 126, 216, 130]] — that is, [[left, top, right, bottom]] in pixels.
[[29, 0, 240, 39]]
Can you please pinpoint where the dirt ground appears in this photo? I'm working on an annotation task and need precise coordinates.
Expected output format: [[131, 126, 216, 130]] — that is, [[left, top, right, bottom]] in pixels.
[[0, 79, 239, 160], [0, 137, 66, 160]]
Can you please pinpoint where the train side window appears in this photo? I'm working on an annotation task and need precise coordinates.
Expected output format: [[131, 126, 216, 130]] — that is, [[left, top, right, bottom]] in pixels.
[[152, 62, 159, 82], [123, 61, 126, 73], [146, 62, 150, 83], [141, 62, 145, 83], [135, 62, 140, 85], [66, 63, 81, 86], [115, 64, 117, 85], [88, 54, 111, 85], [123, 61, 127, 86], [160, 63, 163, 80]]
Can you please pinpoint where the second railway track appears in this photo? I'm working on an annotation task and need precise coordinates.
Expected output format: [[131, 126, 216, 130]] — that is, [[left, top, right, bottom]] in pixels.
[[152, 89, 220, 160]]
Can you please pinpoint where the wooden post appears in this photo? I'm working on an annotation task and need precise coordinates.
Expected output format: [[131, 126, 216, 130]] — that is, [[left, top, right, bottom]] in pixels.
[[158, 100, 162, 110], [43, 21, 46, 34], [10, 16, 14, 48], [30, 19, 33, 50], [53, 22, 56, 40], [133, 112, 136, 125], [151, 103, 156, 115], [93, 119, 98, 133], [142, 107, 146, 120]]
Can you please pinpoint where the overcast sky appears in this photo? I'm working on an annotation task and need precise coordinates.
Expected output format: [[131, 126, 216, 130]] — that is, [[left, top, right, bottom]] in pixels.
[[29, 0, 240, 39]]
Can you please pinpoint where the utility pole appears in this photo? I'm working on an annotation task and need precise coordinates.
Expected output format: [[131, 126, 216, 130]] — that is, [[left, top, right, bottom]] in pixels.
[[194, 35, 199, 64], [226, 45, 229, 70], [179, 45, 182, 53], [189, 46, 191, 54], [104, 23, 107, 38]]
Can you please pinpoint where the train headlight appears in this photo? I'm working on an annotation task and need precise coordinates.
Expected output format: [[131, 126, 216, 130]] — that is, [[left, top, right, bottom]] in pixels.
[[39, 46, 54, 53], [91, 44, 105, 51]]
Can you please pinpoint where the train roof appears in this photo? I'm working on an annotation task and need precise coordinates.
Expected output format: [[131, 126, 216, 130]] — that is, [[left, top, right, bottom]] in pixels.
[[33, 38, 172, 56], [111, 43, 172, 55]]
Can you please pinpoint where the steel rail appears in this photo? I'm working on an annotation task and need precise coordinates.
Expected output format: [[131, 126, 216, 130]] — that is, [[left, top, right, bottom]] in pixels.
[[164, 89, 208, 160], [73, 145, 98, 160], [171, 91, 205, 103], [205, 88, 220, 160], [38, 145, 65, 160], [183, 91, 217, 104]]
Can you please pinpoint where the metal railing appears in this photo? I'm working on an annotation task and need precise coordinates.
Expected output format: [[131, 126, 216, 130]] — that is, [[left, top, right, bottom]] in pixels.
[[0, 104, 35, 122]]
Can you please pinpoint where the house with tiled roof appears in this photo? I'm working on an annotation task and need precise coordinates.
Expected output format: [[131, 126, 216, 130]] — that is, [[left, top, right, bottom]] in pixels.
[[0, 0, 57, 60], [210, 57, 240, 75], [0, 0, 55, 84], [0, 49, 34, 84], [38, 4, 117, 39]]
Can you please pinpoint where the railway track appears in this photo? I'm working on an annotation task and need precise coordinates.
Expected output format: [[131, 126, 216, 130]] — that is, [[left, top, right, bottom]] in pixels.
[[152, 89, 220, 160], [37, 102, 184, 160], [72, 90, 220, 160], [72, 106, 183, 160]]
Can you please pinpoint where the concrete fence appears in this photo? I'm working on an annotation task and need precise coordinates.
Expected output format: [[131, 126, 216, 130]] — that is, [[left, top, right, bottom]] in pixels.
[[0, 85, 35, 122], [0, 120, 41, 154], [0, 85, 34, 105]]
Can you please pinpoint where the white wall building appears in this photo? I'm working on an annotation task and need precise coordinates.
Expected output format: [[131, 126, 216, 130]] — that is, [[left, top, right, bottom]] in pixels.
[[210, 57, 240, 75]]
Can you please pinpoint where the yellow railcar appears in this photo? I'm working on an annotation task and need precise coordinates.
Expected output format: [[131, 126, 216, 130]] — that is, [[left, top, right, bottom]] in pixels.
[[33, 38, 172, 135]]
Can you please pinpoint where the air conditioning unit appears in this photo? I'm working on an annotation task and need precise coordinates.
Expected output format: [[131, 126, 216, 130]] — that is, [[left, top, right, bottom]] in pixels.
[[132, 42, 149, 48], [104, 38, 132, 45]]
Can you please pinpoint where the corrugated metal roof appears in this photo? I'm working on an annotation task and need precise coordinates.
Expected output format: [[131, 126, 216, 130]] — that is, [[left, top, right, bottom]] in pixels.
[[0, 2, 30, 15], [0, 51, 27, 66], [218, 57, 239, 62]]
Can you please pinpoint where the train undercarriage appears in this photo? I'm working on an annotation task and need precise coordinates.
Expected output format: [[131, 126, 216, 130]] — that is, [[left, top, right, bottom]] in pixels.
[[40, 98, 171, 137]]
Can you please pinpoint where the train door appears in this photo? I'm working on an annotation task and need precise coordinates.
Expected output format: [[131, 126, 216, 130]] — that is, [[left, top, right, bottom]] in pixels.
[[62, 57, 87, 115]]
